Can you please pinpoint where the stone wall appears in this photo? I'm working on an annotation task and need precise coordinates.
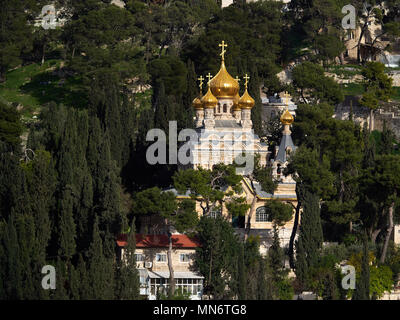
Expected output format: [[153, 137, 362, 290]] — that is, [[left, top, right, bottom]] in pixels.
[[387, 71, 400, 86], [325, 71, 400, 86], [334, 100, 370, 128], [375, 107, 400, 138], [335, 97, 400, 139]]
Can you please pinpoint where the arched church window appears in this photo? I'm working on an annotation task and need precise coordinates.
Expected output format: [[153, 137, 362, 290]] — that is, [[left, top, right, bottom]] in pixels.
[[256, 206, 270, 222], [277, 164, 282, 174], [223, 104, 227, 113], [218, 103, 221, 113], [286, 147, 292, 157]]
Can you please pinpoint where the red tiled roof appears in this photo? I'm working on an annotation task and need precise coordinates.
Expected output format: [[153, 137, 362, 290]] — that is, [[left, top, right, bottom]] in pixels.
[[116, 234, 200, 248]]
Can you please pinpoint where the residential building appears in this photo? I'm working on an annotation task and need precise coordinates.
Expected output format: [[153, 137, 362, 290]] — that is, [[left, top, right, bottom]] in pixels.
[[117, 234, 204, 300]]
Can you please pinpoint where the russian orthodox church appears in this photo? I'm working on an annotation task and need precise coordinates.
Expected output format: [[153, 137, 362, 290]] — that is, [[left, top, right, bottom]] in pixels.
[[185, 41, 298, 254], [188, 40, 269, 170]]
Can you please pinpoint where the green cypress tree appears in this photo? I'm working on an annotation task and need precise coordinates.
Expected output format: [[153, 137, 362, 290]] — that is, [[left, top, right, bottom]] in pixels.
[[69, 263, 80, 300], [95, 131, 125, 258], [77, 253, 91, 300], [166, 95, 178, 129], [248, 65, 263, 137], [294, 236, 308, 291], [88, 216, 114, 299], [195, 216, 241, 299], [256, 258, 271, 300], [0, 101, 23, 154], [380, 120, 395, 155], [22, 150, 55, 262], [9, 166, 40, 300], [295, 191, 323, 289], [269, 224, 285, 284], [153, 81, 169, 132], [321, 271, 339, 300], [3, 213, 23, 299], [119, 94, 138, 170], [237, 241, 247, 300], [16, 213, 37, 299], [115, 221, 140, 300], [58, 188, 77, 261], [183, 59, 197, 129], [0, 220, 5, 299], [353, 233, 370, 300], [53, 258, 69, 300]]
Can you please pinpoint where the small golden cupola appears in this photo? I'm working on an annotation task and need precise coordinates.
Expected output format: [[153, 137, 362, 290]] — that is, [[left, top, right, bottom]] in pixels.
[[201, 73, 218, 109], [192, 96, 203, 109], [192, 75, 204, 110], [238, 74, 255, 109], [280, 109, 294, 125], [209, 41, 239, 99]]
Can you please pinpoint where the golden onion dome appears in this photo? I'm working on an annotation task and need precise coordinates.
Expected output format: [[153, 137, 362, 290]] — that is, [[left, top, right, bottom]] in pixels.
[[232, 92, 241, 110], [280, 109, 294, 125], [209, 60, 239, 99], [238, 89, 255, 109], [192, 95, 203, 109], [201, 86, 218, 108]]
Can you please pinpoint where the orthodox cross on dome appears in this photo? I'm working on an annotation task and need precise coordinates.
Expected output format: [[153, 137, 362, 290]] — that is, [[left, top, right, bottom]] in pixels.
[[235, 76, 240, 83], [243, 74, 250, 89], [198, 75, 204, 92], [219, 40, 227, 61], [206, 72, 213, 85]]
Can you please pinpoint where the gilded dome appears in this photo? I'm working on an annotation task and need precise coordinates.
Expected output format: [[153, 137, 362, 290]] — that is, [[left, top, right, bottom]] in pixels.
[[209, 60, 239, 99], [238, 89, 255, 109], [280, 109, 294, 125], [201, 86, 218, 108], [192, 95, 203, 109]]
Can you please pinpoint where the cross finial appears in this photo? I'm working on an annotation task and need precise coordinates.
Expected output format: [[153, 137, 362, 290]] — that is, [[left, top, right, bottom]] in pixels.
[[206, 73, 213, 85], [219, 40, 228, 61], [244, 74, 250, 89], [198, 75, 204, 91], [235, 76, 240, 83]]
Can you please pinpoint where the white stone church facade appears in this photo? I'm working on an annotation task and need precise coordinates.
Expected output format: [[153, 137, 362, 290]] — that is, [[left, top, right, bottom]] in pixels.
[[181, 42, 299, 254]]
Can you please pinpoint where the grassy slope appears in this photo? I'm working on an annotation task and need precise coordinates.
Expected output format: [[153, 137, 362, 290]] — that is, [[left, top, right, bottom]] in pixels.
[[327, 65, 400, 100], [0, 59, 87, 121], [341, 83, 400, 100]]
